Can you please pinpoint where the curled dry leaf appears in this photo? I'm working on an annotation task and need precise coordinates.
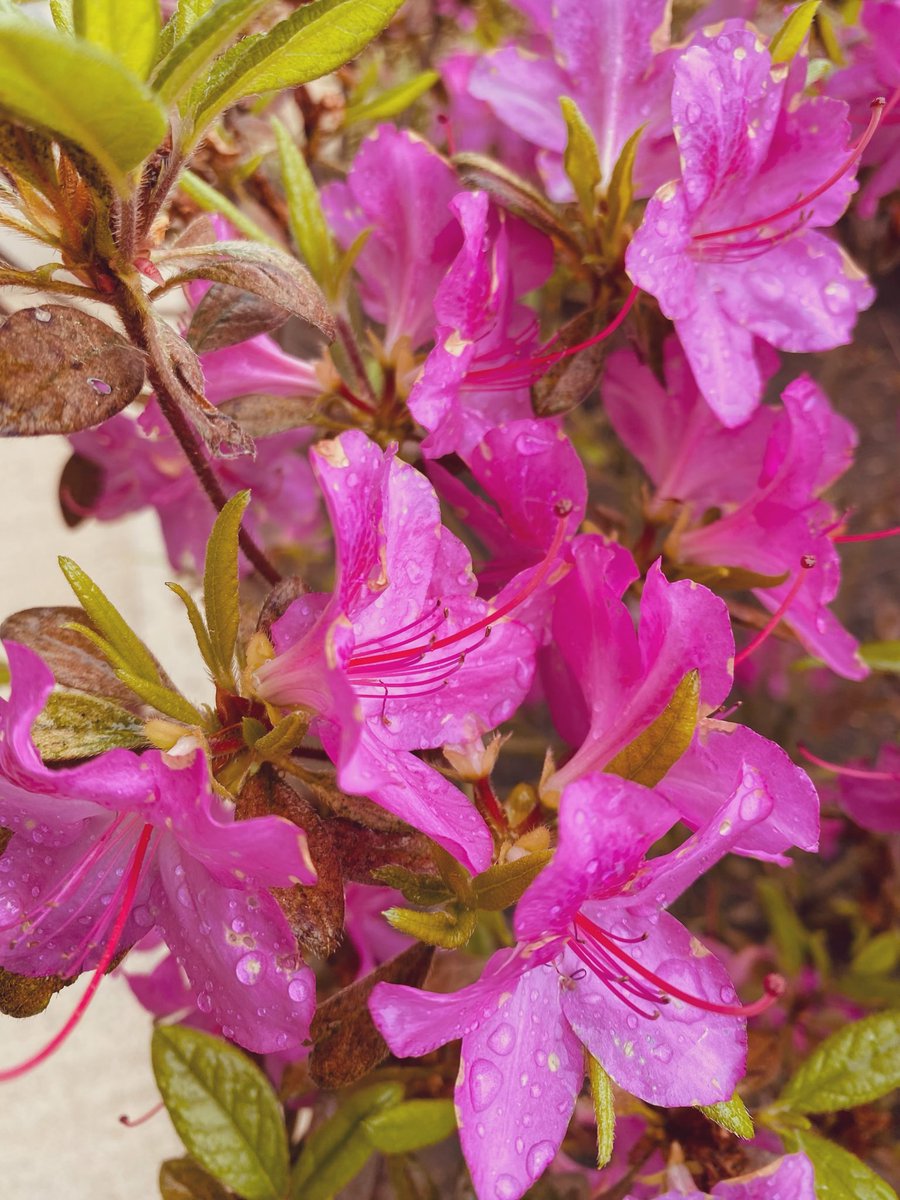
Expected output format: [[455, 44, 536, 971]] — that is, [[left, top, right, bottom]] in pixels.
[[256, 576, 308, 638], [0, 965, 68, 1018], [58, 451, 103, 528], [236, 768, 345, 959], [532, 308, 610, 417], [0, 306, 146, 436], [309, 942, 435, 1090], [187, 283, 295, 354], [217, 393, 320, 438], [331, 818, 437, 884]]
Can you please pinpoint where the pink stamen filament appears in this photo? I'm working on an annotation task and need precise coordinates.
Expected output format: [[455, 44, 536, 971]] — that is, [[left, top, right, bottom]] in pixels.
[[463, 286, 638, 389], [797, 743, 898, 781], [693, 96, 889, 244], [0, 824, 154, 1083], [573, 913, 785, 1018], [733, 559, 813, 667], [120, 1100, 165, 1128], [832, 525, 900, 544], [348, 512, 569, 671]]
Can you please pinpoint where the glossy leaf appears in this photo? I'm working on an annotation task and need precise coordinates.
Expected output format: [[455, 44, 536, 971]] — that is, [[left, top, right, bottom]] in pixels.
[[782, 1127, 898, 1200], [698, 1094, 754, 1139], [769, 0, 821, 64], [472, 851, 552, 911], [73, 0, 160, 79], [345, 69, 439, 125], [0, 14, 166, 190], [152, 1026, 289, 1200], [604, 670, 699, 786], [272, 116, 337, 292], [362, 1099, 457, 1154], [560, 95, 601, 224], [777, 1010, 900, 1113], [203, 490, 249, 689], [191, 0, 405, 138], [0, 306, 145, 436], [588, 1055, 616, 1169], [290, 1082, 404, 1200]]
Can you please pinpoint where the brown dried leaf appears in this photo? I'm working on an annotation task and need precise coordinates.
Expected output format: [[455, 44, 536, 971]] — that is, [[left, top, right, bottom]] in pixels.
[[217, 393, 320, 437], [237, 769, 344, 958], [309, 943, 435, 1090], [330, 819, 436, 884], [187, 283, 292, 354], [173, 215, 218, 249], [58, 451, 103, 528], [532, 309, 609, 416], [256, 576, 307, 637], [159, 1156, 232, 1200], [0, 965, 68, 1018], [0, 306, 146, 435]]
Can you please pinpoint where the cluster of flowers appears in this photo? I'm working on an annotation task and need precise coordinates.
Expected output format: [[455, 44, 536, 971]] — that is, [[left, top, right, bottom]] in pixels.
[[2, 2, 898, 1198]]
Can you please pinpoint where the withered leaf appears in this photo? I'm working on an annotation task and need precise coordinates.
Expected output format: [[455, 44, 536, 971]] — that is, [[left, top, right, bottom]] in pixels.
[[532, 308, 609, 417], [309, 942, 434, 1090], [453, 152, 573, 248], [237, 769, 344, 959], [159, 1156, 232, 1200], [58, 451, 103, 528], [217, 393, 320, 438], [256, 577, 307, 637], [331, 819, 436, 884], [172, 215, 218, 249], [0, 606, 145, 709], [0, 965, 68, 1018], [188, 283, 293, 354], [0, 306, 146, 435]]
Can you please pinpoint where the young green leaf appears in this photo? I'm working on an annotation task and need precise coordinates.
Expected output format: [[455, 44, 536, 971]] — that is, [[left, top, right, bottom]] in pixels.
[[189, 0, 406, 140], [344, 69, 439, 125], [362, 1098, 457, 1155], [31, 690, 147, 760], [166, 582, 216, 680], [472, 851, 552, 911], [588, 1055, 616, 1169], [384, 904, 477, 949], [290, 1082, 404, 1200], [769, 0, 821, 63], [782, 1127, 898, 1200], [152, 1026, 290, 1200], [0, 14, 166, 192], [859, 640, 900, 672], [776, 1010, 900, 1113], [151, 0, 270, 105], [113, 669, 204, 726], [177, 170, 280, 246], [58, 557, 162, 685], [697, 1094, 754, 1139], [272, 116, 337, 292], [604, 122, 644, 249], [560, 95, 601, 224], [604, 670, 699, 787], [203, 490, 250, 689], [73, 0, 160, 79]]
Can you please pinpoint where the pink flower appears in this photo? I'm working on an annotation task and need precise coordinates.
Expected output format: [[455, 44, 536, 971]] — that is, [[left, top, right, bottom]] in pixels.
[[371, 773, 783, 1200], [254, 431, 546, 873], [626, 23, 874, 425], [0, 643, 317, 1057], [629, 1152, 815, 1200], [603, 342, 866, 679]]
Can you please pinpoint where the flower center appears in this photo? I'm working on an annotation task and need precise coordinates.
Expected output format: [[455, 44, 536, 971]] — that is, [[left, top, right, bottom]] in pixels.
[[568, 911, 785, 1021]]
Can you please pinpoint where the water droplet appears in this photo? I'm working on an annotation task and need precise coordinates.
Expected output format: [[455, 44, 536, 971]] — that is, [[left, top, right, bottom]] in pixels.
[[132, 905, 152, 928], [231, 917, 246, 934], [718, 819, 732, 836], [33, 308, 51, 322], [526, 1141, 556, 1180], [488, 1022, 516, 1056], [87, 377, 112, 395], [235, 952, 263, 985], [685, 101, 702, 124], [719, 985, 736, 1003], [176, 884, 191, 907], [469, 1058, 503, 1112], [626, 1014, 638, 1030], [529, 1083, 542, 1099], [288, 977, 308, 1003], [515, 1137, 525, 1153], [651, 1043, 673, 1063], [495, 1176, 519, 1200], [739, 787, 766, 821], [197, 991, 213, 1013], [823, 281, 851, 314]]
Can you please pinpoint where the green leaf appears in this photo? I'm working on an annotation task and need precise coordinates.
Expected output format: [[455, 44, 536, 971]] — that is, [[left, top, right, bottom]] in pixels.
[[604, 123, 644, 248], [272, 116, 337, 291], [782, 1127, 898, 1200], [777, 1010, 900, 1113], [697, 1094, 754, 1140], [73, 0, 160, 79], [152, 1026, 289, 1200], [769, 0, 820, 63], [345, 69, 439, 125], [290, 1082, 403, 1200], [203, 490, 249, 689], [560, 95, 601, 224], [177, 170, 280, 246], [152, 0, 270, 105], [114, 669, 204, 726], [371, 865, 452, 907], [0, 14, 166, 192], [362, 1098, 457, 1154], [159, 1156, 231, 1200], [250, 712, 308, 760], [757, 877, 808, 976], [473, 851, 552, 911], [678, 563, 791, 593], [190, 0, 405, 139], [59, 557, 162, 685], [166, 583, 216, 680], [859, 640, 900, 672], [604, 670, 699, 786], [384, 904, 477, 949], [32, 690, 146, 760], [588, 1055, 615, 1169], [851, 930, 900, 977]]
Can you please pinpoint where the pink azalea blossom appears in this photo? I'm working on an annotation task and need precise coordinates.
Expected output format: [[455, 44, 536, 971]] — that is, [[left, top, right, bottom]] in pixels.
[[0, 643, 317, 1056], [837, 744, 900, 832], [371, 772, 784, 1200], [603, 342, 866, 679], [626, 22, 874, 424], [253, 431, 544, 873], [629, 1151, 815, 1200]]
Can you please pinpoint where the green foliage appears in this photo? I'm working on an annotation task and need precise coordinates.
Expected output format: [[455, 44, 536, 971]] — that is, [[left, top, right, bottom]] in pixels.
[[697, 1094, 754, 1140], [384, 903, 477, 948], [588, 1055, 616, 1169], [152, 0, 270, 105], [604, 671, 699, 786], [769, 0, 821, 63], [59, 557, 162, 684], [178, 170, 279, 246], [362, 1098, 457, 1154], [782, 1128, 898, 1200], [152, 1026, 289, 1200], [472, 851, 552, 911], [776, 1010, 900, 1113], [272, 117, 339, 293], [858, 640, 900, 672], [202, 489, 250, 690], [560, 96, 601, 225], [73, 0, 160, 79], [603, 123, 644, 250], [31, 690, 146, 760], [0, 13, 166, 191], [345, 69, 439, 125], [290, 1081, 404, 1200]]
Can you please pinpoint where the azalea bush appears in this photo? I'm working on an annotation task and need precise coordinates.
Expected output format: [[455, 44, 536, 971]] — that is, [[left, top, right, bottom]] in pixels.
[[0, 0, 898, 1197]]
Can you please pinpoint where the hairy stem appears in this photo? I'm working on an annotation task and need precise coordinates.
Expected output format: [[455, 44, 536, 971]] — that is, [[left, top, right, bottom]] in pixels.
[[334, 312, 377, 405]]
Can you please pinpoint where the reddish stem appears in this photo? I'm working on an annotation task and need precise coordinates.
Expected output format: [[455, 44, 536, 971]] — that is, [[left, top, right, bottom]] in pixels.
[[475, 777, 508, 833]]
